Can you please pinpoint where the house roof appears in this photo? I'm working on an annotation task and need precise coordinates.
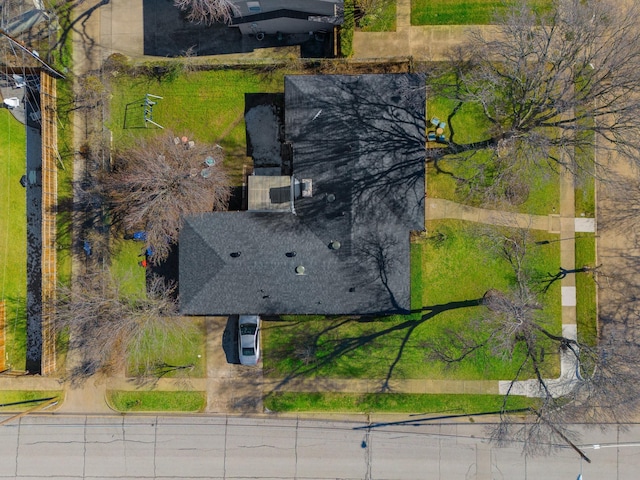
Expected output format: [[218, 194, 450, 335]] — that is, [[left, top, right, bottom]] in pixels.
[[180, 74, 426, 316], [231, 0, 341, 20]]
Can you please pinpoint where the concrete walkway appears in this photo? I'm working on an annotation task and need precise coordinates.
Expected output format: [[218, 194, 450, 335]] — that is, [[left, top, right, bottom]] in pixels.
[[426, 198, 558, 231]]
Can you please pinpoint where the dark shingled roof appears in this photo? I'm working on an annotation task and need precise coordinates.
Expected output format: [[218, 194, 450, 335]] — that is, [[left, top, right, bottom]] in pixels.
[[180, 74, 425, 316]]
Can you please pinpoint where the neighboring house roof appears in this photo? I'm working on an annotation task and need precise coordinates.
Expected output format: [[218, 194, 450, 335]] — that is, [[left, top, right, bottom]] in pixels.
[[180, 74, 426, 316], [231, 0, 341, 19], [230, 0, 342, 35]]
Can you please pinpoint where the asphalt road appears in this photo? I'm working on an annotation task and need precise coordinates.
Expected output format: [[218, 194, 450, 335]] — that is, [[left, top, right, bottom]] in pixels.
[[0, 414, 638, 479]]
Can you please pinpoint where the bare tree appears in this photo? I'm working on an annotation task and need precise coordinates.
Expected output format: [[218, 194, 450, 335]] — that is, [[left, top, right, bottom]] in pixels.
[[427, 0, 640, 200], [55, 271, 194, 385], [101, 131, 230, 263], [173, 0, 239, 25], [422, 226, 640, 456]]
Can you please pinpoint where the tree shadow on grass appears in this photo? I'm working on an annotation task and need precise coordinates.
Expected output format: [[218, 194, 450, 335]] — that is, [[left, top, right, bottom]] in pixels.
[[50, 0, 111, 70], [267, 298, 483, 392]]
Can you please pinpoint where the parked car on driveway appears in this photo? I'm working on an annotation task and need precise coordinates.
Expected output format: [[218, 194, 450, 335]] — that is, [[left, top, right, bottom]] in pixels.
[[238, 315, 260, 365]]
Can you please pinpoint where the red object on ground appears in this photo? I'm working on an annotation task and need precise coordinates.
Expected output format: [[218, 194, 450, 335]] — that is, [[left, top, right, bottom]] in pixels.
[[139, 259, 148, 268]]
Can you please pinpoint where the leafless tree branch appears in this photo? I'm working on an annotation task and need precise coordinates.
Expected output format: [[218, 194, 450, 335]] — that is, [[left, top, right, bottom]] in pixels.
[[100, 131, 231, 263], [55, 271, 192, 385], [173, 0, 239, 25], [425, 0, 640, 203]]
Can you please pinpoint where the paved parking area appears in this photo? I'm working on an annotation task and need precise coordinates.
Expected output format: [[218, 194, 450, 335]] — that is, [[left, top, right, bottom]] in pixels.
[[205, 316, 264, 413]]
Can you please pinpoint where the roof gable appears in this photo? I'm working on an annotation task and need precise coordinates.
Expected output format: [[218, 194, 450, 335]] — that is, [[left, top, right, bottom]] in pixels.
[[180, 74, 426, 316]]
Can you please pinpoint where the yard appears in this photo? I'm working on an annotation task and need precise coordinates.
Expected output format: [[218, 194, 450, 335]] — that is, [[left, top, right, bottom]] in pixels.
[[104, 66, 292, 381], [0, 391, 62, 412], [126, 316, 207, 378], [107, 66, 286, 185], [411, 0, 552, 25], [104, 63, 593, 413], [0, 109, 27, 370], [426, 96, 560, 215], [263, 220, 562, 382]]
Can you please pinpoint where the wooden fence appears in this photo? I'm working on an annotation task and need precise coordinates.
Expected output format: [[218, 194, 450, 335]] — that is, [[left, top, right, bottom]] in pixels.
[[40, 70, 57, 375]]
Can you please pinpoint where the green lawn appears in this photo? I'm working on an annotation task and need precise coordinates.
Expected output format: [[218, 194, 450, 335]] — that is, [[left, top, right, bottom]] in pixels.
[[574, 174, 595, 217], [410, 241, 424, 312], [358, 1, 397, 32], [56, 76, 76, 288], [0, 110, 27, 370], [573, 133, 596, 345], [126, 317, 206, 378], [575, 233, 597, 346], [428, 157, 560, 215], [421, 220, 561, 378], [107, 390, 206, 412], [575, 135, 596, 218], [411, 0, 552, 25], [428, 96, 492, 146], [427, 96, 560, 215], [108, 67, 286, 186], [107, 66, 288, 277], [263, 220, 561, 381], [110, 239, 147, 297], [265, 392, 536, 413], [0, 391, 62, 411]]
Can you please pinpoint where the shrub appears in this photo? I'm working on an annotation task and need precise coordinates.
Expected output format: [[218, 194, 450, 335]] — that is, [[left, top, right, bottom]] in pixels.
[[340, 0, 355, 57], [103, 53, 131, 75]]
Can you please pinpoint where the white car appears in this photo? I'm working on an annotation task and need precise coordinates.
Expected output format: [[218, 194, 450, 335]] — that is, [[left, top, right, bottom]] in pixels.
[[238, 315, 261, 365]]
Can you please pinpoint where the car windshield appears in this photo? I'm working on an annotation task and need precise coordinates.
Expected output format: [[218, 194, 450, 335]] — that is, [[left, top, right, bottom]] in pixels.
[[242, 347, 255, 356], [240, 324, 257, 335]]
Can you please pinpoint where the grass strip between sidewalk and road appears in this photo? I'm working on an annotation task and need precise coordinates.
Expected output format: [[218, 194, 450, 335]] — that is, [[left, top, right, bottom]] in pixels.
[[107, 391, 206, 412], [264, 392, 537, 413], [0, 391, 62, 411], [575, 233, 597, 346]]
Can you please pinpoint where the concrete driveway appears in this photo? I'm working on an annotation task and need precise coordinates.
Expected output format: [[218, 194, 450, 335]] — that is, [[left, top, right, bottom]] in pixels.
[[204, 316, 264, 413]]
